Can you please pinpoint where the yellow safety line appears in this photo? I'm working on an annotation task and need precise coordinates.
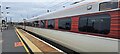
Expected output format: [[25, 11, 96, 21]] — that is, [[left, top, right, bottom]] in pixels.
[[15, 28, 30, 54]]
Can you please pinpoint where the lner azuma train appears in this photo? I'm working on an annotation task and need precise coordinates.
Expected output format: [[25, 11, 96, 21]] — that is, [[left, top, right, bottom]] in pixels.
[[18, 0, 120, 52]]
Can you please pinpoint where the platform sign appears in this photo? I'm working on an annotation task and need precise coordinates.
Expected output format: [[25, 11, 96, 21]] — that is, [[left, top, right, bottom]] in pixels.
[[14, 42, 23, 47]]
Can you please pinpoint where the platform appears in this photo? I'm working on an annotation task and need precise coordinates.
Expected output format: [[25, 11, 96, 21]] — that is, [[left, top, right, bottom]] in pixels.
[[2, 25, 26, 54], [1, 25, 64, 54], [0, 31, 2, 54]]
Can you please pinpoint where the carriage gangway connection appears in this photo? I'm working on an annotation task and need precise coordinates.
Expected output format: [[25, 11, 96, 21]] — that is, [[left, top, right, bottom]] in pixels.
[[2, 25, 65, 54]]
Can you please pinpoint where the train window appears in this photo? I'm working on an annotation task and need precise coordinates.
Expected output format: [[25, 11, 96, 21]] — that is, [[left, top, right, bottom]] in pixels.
[[26, 22, 29, 26], [79, 13, 111, 34], [2, 20, 5, 24], [23, 22, 32, 26], [18, 22, 23, 25], [48, 19, 55, 29], [33, 21, 39, 27], [99, 1, 118, 11], [27, 22, 32, 26], [58, 18, 71, 30], [40, 20, 46, 28]]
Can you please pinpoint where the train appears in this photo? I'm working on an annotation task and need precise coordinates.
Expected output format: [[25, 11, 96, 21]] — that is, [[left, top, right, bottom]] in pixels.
[[17, 0, 120, 52]]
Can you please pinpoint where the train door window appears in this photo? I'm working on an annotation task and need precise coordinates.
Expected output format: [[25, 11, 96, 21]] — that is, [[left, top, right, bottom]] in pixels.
[[40, 20, 46, 28], [79, 13, 111, 34], [99, 0, 118, 11], [58, 18, 71, 30], [48, 19, 55, 29], [78, 16, 88, 32]]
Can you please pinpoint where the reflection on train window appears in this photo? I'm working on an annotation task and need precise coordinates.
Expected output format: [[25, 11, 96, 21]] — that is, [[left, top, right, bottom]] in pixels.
[[79, 13, 111, 34], [18, 22, 23, 25], [99, 1, 118, 11], [33, 21, 39, 27], [40, 20, 46, 28], [48, 19, 55, 29], [58, 18, 71, 30]]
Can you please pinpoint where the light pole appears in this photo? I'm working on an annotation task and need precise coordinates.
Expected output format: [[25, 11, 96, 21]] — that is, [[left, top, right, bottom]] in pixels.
[[5, 6, 10, 24], [0, 4, 2, 26], [0, 2, 2, 54], [0, 3, 2, 32], [23, 19, 26, 29]]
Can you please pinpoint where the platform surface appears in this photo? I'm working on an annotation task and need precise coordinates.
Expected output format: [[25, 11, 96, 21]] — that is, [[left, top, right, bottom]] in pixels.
[[0, 31, 2, 54], [2, 25, 26, 54]]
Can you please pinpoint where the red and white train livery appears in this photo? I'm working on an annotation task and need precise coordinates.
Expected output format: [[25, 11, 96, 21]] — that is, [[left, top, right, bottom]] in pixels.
[[18, 0, 120, 52]]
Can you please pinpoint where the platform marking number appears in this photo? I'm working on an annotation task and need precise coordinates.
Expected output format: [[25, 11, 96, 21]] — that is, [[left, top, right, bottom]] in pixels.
[[14, 42, 23, 47]]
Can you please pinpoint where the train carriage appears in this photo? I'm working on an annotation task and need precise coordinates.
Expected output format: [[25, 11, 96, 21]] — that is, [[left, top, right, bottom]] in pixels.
[[18, 0, 120, 52]]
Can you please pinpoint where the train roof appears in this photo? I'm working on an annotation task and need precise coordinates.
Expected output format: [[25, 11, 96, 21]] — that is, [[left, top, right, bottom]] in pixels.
[[27, 0, 118, 22]]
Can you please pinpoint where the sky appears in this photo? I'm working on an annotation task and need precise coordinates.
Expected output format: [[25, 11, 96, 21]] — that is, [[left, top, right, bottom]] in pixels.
[[1, 0, 79, 22]]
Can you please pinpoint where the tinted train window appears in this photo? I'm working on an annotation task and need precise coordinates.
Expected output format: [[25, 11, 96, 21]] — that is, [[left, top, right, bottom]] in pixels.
[[33, 21, 39, 27], [40, 20, 46, 28], [26, 22, 32, 26], [58, 18, 71, 30], [99, 1, 118, 11], [79, 13, 111, 34], [48, 19, 55, 29], [29, 22, 32, 26], [18, 22, 23, 25]]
